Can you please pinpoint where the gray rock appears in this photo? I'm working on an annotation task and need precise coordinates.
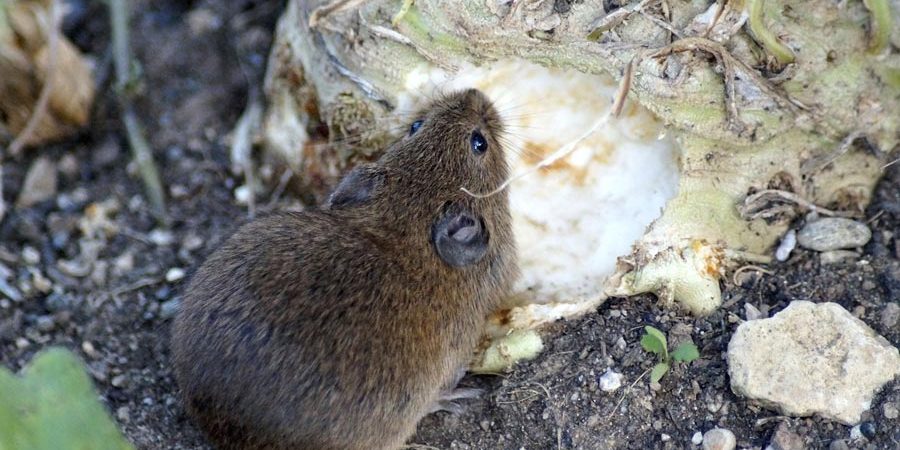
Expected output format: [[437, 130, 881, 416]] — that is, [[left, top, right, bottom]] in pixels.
[[702, 428, 736, 450], [598, 369, 622, 392], [828, 440, 849, 450], [767, 422, 805, 450], [881, 303, 899, 328], [883, 402, 898, 419], [16, 157, 58, 208], [797, 218, 871, 252], [728, 301, 900, 425]]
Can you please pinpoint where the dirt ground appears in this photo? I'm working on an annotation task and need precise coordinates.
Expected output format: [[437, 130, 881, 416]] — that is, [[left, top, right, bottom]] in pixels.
[[1, 1, 899, 449]]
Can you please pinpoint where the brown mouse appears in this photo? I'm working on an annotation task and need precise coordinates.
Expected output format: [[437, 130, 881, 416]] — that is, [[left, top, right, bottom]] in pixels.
[[170, 89, 517, 450]]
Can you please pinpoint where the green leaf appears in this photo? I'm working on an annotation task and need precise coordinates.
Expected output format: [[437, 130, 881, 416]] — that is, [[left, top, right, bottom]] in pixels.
[[650, 363, 670, 384], [640, 326, 668, 357], [0, 347, 134, 450], [671, 342, 700, 363]]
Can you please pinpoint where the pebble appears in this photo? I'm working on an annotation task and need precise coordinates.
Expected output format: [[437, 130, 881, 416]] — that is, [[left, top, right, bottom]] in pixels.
[[775, 229, 797, 261], [744, 302, 764, 321], [22, 246, 40, 265], [881, 303, 899, 328], [479, 420, 490, 431], [16, 157, 58, 208], [35, 315, 55, 332], [883, 402, 898, 419], [849, 425, 863, 440], [702, 428, 736, 450], [149, 229, 175, 247], [182, 234, 204, 251], [692, 431, 704, 445], [142, 397, 154, 406], [234, 185, 252, 205], [660, 433, 671, 442], [111, 374, 128, 388], [859, 421, 876, 439], [165, 267, 186, 282], [828, 440, 849, 450], [82, 341, 99, 359], [0, 278, 23, 302], [116, 406, 130, 422], [797, 218, 871, 252], [598, 369, 623, 392], [15, 337, 30, 349], [159, 298, 181, 320], [727, 301, 900, 425], [767, 422, 805, 450]]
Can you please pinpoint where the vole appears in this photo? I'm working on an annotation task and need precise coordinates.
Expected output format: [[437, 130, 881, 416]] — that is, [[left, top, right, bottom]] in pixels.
[[170, 89, 517, 450]]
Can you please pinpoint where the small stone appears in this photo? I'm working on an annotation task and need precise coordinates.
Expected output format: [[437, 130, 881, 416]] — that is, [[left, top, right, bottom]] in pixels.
[[82, 341, 99, 359], [775, 229, 797, 262], [660, 433, 671, 442], [859, 421, 876, 439], [16, 157, 58, 208], [155, 285, 171, 300], [820, 250, 859, 264], [58, 153, 80, 179], [728, 301, 900, 425], [159, 298, 181, 320], [828, 440, 849, 450], [111, 374, 128, 388], [0, 278, 23, 302], [598, 369, 623, 392], [116, 406, 130, 422], [182, 234, 204, 251], [744, 303, 764, 321], [849, 425, 863, 441], [883, 402, 898, 419], [15, 337, 30, 349], [22, 246, 40, 265], [142, 397, 154, 406], [480, 420, 490, 431], [235, 185, 252, 205], [148, 229, 175, 246], [797, 218, 871, 252], [166, 267, 186, 282], [881, 303, 899, 328], [702, 428, 736, 450], [692, 431, 704, 445], [768, 422, 805, 450], [35, 315, 55, 332]]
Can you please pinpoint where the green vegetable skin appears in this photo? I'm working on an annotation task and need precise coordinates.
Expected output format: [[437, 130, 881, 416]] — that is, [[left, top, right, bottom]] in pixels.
[[0, 348, 133, 450]]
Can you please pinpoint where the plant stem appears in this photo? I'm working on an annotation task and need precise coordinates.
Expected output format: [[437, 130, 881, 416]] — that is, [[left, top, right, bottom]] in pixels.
[[109, 0, 167, 223]]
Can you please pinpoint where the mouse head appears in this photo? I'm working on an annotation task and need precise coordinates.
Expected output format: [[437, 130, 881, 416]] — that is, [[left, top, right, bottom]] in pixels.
[[327, 89, 513, 268]]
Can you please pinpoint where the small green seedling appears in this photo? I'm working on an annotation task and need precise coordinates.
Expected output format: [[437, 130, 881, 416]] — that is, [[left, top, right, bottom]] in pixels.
[[640, 326, 700, 383]]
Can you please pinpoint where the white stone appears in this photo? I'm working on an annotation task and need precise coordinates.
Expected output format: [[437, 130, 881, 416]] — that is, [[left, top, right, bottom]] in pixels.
[[692, 431, 704, 445], [598, 369, 623, 392], [727, 301, 900, 425], [702, 428, 736, 450], [165, 267, 186, 283]]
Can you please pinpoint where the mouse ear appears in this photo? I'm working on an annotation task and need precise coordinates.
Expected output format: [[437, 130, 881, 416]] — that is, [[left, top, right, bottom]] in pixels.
[[432, 204, 489, 267], [325, 164, 383, 209]]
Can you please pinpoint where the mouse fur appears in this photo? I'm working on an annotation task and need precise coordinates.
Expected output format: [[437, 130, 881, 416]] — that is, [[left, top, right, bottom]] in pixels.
[[171, 89, 517, 450]]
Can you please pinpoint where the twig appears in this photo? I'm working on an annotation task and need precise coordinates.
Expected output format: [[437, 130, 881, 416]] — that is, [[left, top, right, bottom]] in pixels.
[[109, 0, 167, 223], [801, 130, 864, 174], [111, 277, 160, 297], [605, 367, 651, 420], [267, 168, 294, 208], [612, 57, 635, 117], [740, 189, 857, 219], [732, 264, 773, 285], [9, 0, 60, 156], [309, 0, 370, 29]]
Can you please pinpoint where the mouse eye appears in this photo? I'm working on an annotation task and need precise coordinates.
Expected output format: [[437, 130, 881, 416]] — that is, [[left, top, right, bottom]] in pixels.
[[409, 119, 424, 135], [470, 130, 487, 155]]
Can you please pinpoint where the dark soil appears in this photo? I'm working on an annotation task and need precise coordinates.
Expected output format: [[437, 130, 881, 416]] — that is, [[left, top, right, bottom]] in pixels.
[[1, 1, 898, 449]]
